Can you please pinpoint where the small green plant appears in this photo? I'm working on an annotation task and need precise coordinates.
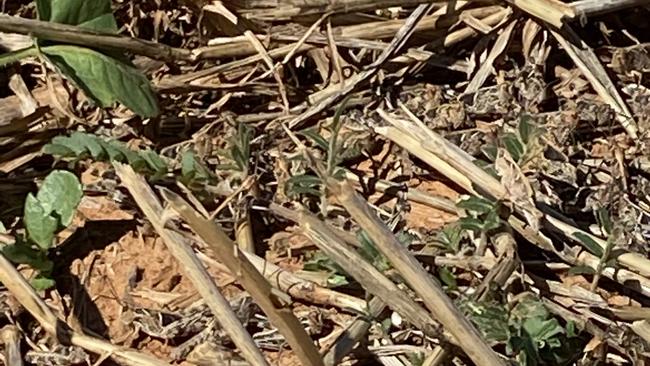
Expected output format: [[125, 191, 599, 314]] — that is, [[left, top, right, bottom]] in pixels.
[[217, 123, 254, 175], [303, 251, 349, 288], [435, 223, 463, 253], [456, 195, 503, 234], [462, 296, 584, 365], [44, 131, 168, 178], [2, 170, 83, 290], [481, 114, 545, 168], [43, 131, 214, 191], [285, 97, 351, 200], [179, 150, 215, 190], [570, 208, 618, 290], [0, 0, 159, 117]]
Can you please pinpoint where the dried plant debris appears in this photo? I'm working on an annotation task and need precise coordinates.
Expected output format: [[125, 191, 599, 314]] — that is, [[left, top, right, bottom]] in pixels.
[[2, 0, 650, 365]]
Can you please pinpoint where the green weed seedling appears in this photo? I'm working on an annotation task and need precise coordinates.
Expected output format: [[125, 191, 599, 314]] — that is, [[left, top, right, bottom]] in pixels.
[[462, 296, 584, 366], [2, 170, 83, 290]]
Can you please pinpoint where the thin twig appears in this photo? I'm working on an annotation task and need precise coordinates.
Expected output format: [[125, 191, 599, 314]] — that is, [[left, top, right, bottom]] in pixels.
[[0, 14, 190, 62]]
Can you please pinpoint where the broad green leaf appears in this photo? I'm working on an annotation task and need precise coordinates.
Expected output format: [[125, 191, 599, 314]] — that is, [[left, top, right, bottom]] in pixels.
[[78, 13, 118, 32], [71, 132, 104, 158], [380, 318, 392, 332], [522, 317, 564, 347], [42, 45, 159, 117], [573, 232, 604, 257], [508, 335, 539, 365], [48, 134, 89, 156], [565, 321, 577, 338], [457, 196, 495, 215], [0, 220, 5, 233], [358, 230, 391, 271], [180, 151, 212, 184], [36, 0, 52, 21], [37, 0, 114, 30], [2, 243, 41, 265], [24, 194, 58, 250], [181, 151, 198, 180], [121, 148, 148, 171], [36, 170, 82, 227], [231, 146, 248, 171]]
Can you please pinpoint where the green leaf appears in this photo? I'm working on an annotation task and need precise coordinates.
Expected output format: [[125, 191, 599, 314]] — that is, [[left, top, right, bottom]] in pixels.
[[567, 265, 596, 276], [522, 317, 565, 347], [71, 132, 104, 158], [31, 275, 56, 291], [512, 298, 549, 320], [36, 170, 83, 227], [42, 143, 75, 157], [181, 151, 198, 180], [463, 301, 510, 343], [596, 208, 613, 236], [459, 217, 484, 232], [141, 149, 168, 174], [438, 267, 457, 289], [502, 133, 525, 163], [327, 274, 349, 287], [457, 196, 495, 215], [231, 146, 247, 171], [358, 230, 391, 271], [77, 13, 118, 32], [481, 144, 498, 162], [573, 232, 604, 257], [47, 134, 90, 156], [35, 0, 52, 21], [299, 128, 329, 151], [1, 242, 52, 272], [565, 321, 577, 338], [42, 45, 159, 117], [24, 194, 58, 250], [37, 0, 114, 29], [285, 174, 322, 197], [438, 224, 462, 252], [380, 318, 392, 332], [482, 210, 502, 231], [99, 139, 127, 161], [518, 114, 535, 145]]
